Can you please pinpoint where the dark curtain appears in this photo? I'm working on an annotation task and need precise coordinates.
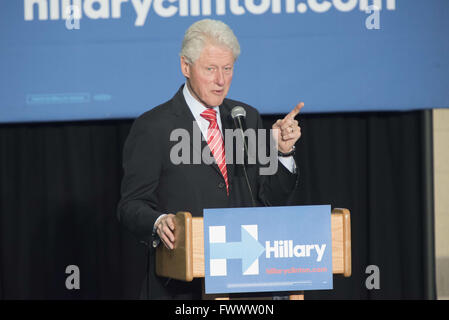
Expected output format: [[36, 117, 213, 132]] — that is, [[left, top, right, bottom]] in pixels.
[[0, 110, 434, 299]]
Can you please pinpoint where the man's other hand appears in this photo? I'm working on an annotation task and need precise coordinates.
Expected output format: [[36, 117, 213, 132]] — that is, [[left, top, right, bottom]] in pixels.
[[155, 214, 176, 250], [272, 102, 304, 154]]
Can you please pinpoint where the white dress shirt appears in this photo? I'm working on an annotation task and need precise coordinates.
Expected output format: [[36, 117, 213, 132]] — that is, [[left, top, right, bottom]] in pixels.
[[182, 83, 223, 141]]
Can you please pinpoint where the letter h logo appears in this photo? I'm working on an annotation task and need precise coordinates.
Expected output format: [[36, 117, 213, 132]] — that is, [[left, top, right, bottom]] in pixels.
[[208, 225, 265, 276]]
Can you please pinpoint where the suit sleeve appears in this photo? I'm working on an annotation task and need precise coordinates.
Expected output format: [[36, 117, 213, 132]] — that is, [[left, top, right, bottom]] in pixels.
[[256, 114, 299, 206], [117, 116, 164, 246]]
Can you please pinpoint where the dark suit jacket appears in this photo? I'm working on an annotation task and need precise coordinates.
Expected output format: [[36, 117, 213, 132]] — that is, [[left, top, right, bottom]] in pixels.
[[117, 85, 299, 299]]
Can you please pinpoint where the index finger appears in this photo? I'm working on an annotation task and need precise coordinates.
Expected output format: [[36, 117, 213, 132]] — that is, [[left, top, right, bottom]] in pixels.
[[167, 216, 176, 230], [286, 102, 304, 120], [163, 214, 176, 231]]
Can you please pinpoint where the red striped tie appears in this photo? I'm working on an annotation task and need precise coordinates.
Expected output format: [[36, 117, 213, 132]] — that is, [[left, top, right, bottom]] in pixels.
[[200, 108, 229, 195]]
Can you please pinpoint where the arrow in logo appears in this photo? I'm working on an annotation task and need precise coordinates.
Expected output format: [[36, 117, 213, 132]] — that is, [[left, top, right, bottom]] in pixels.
[[210, 226, 265, 274]]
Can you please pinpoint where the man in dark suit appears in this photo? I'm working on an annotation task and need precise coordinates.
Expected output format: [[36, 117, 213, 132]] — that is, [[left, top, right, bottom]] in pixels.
[[117, 19, 303, 299]]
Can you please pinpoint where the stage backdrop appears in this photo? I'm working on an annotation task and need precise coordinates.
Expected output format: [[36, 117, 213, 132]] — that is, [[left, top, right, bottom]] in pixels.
[[1, 0, 448, 123]]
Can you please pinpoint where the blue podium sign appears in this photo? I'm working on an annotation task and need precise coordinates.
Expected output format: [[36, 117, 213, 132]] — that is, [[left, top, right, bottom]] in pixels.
[[203, 205, 333, 294]]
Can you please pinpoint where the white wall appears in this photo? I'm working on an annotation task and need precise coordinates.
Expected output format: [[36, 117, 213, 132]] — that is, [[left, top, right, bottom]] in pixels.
[[433, 108, 449, 300]]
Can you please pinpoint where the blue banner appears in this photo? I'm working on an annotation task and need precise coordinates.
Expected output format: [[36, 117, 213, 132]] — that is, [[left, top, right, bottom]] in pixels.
[[203, 205, 333, 294], [1, 1, 448, 123]]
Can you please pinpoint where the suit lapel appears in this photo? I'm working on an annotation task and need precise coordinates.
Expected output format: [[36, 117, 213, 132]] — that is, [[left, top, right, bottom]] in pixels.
[[171, 86, 223, 178]]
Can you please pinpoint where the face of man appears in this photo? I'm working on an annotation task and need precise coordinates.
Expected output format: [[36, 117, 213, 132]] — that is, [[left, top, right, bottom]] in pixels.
[[181, 44, 234, 108]]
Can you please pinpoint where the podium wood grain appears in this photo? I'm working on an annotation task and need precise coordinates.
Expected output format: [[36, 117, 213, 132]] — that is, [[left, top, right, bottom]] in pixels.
[[155, 212, 194, 281]]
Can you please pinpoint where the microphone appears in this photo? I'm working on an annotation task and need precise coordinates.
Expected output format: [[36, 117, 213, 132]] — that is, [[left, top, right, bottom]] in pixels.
[[231, 106, 256, 207], [231, 106, 249, 158], [231, 105, 246, 121]]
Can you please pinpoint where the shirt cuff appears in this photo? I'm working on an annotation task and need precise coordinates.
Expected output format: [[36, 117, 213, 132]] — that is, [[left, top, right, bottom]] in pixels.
[[152, 214, 167, 248], [278, 156, 296, 174]]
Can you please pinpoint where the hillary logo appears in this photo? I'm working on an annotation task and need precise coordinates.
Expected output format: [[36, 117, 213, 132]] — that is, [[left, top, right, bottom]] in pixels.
[[208, 224, 328, 277], [265, 241, 327, 262], [208, 225, 265, 276]]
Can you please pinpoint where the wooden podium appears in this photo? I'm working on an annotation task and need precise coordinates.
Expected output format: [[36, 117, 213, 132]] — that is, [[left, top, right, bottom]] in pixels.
[[156, 208, 351, 300]]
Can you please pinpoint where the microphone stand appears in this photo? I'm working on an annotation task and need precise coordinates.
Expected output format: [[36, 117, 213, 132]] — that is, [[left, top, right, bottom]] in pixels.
[[233, 116, 256, 207]]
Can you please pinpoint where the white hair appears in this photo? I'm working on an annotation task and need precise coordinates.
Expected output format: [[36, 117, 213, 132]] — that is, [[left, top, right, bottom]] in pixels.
[[180, 19, 241, 64]]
